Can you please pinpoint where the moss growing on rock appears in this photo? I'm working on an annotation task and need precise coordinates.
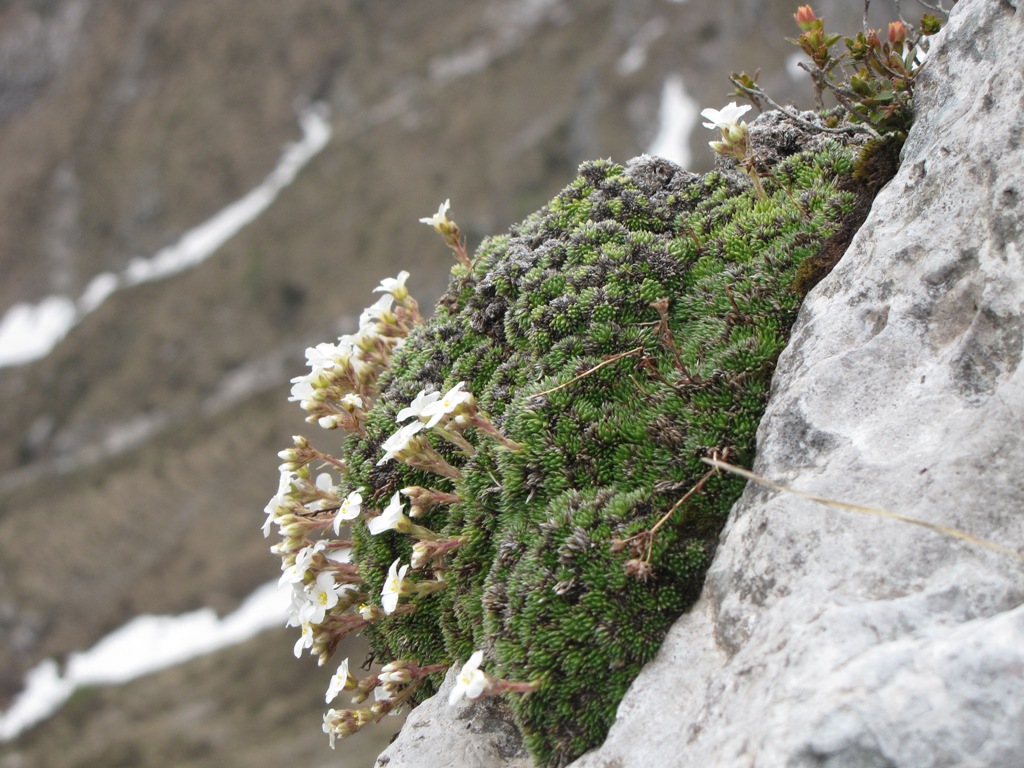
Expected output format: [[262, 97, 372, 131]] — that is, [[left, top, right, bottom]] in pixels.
[[276, 113, 887, 767]]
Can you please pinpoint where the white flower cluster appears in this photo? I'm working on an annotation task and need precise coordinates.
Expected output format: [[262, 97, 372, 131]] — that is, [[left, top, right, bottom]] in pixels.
[[289, 271, 420, 432], [265, 464, 365, 660], [263, 273, 425, 674], [267, 204, 537, 749]]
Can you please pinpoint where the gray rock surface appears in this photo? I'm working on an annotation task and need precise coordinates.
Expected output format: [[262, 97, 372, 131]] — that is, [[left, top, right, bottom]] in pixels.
[[571, 0, 1024, 765], [377, 1, 1024, 765], [375, 668, 531, 768]]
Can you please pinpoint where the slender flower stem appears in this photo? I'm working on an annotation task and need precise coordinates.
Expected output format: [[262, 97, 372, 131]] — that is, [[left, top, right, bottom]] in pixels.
[[472, 416, 522, 451]]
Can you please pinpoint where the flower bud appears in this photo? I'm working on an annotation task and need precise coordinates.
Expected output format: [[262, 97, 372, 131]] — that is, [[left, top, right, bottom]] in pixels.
[[350, 688, 369, 705], [888, 20, 907, 46], [278, 515, 306, 538], [411, 541, 432, 570], [794, 5, 817, 31], [401, 486, 461, 517], [358, 603, 383, 621], [725, 121, 747, 145], [920, 14, 942, 36], [850, 70, 874, 96], [846, 32, 870, 60], [379, 662, 413, 685]]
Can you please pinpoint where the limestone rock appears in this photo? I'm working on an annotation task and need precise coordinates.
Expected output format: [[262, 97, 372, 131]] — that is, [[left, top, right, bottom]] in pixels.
[[376, 0, 1024, 765], [570, 0, 1024, 765], [374, 668, 531, 768]]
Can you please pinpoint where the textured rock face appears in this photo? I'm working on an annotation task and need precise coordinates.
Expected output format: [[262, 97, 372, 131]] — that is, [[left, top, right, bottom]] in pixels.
[[377, 0, 1024, 766], [569, 0, 1024, 765], [377, 668, 532, 768]]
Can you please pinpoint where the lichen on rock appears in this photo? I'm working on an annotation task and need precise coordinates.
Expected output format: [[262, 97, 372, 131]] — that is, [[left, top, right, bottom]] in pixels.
[[271, 110, 887, 767]]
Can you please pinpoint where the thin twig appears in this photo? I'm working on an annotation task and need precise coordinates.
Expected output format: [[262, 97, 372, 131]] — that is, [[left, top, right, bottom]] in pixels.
[[702, 457, 1024, 563], [616, 448, 731, 562], [530, 347, 643, 398], [729, 77, 880, 140], [648, 463, 720, 537], [628, 373, 655, 397]]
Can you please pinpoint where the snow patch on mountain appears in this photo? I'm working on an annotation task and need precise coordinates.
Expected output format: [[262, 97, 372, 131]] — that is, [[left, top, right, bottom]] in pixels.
[[646, 74, 698, 168], [0, 581, 291, 741], [0, 104, 331, 368]]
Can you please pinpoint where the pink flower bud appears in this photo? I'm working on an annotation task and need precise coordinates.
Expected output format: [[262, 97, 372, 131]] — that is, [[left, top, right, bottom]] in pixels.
[[888, 20, 907, 46], [794, 5, 817, 30]]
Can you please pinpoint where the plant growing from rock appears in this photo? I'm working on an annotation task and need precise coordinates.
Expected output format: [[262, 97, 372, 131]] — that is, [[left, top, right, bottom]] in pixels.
[[731, 3, 944, 140], [263, 5, 938, 766]]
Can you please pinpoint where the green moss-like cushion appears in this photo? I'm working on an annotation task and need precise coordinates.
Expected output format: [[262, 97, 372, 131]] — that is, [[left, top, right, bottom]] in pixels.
[[345, 122, 869, 766]]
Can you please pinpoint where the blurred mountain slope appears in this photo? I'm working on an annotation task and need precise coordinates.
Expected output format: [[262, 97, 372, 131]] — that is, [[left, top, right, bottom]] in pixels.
[[3, 629, 400, 768]]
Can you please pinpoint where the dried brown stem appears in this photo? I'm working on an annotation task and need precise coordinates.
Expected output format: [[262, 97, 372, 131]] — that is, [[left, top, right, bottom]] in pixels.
[[702, 457, 1024, 564], [530, 347, 644, 398]]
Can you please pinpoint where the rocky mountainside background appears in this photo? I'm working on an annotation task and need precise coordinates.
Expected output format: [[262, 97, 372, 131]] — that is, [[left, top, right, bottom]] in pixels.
[[0, 2, 887, 766]]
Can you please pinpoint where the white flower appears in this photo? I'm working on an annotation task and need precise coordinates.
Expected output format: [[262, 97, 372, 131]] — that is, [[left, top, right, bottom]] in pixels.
[[303, 571, 343, 625], [373, 271, 411, 300], [335, 332, 358, 351], [284, 582, 308, 627], [262, 470, 295, 537], [279, 540, 328, 586], [396, 388, 441, 423], [294, 622, 314, 658], [367, 492, 410, 536], [305, 341, 346, 372], [381, 557, 409, 614], [341, 393, 363, 411], [376, 420, 425, 465], [301, 472, 337, 512], [700, 101, 752, 130], [420, 381, 473, 428], [448, 650, 488, 705], [278, 565, 303, 588], [326, 547, 351, 564], [359, 294, 395, 331], [287, 374, 316, 406], [419, 199, 451, 230], [322, 709, 340, 749], [325, 658, 350, 703], [333, 490, 363, 534]]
